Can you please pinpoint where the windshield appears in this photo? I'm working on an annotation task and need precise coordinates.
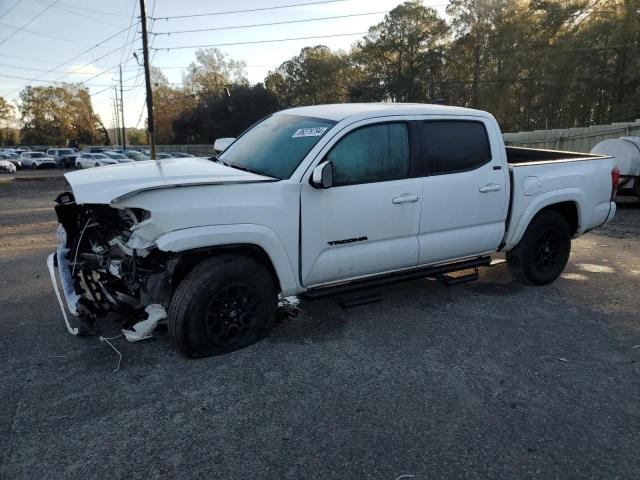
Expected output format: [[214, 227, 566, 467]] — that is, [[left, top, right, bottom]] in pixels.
[[30, 153, 45, 158], [106, 153, 126, 159], [93, 154, 108, 159], [59, 149, 73, 155], [219, 114, 336, 179]]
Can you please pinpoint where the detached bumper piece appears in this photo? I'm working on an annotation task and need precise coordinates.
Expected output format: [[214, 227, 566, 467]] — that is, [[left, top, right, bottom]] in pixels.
[[47, 248, 81, 336], [47, 191, 172, 340]]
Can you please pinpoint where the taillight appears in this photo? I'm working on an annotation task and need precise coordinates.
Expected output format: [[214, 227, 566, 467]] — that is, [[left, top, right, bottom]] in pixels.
[[611, 166, 620, 200]]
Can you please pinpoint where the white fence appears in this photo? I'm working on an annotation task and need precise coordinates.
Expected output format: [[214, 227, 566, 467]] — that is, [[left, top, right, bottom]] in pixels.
[[156, 144, 216, 156], [503, 119, 640, 152]]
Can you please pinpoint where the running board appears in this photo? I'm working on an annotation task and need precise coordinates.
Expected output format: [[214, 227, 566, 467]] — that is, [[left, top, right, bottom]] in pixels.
[[304, 256, 493, 300], [437, 269, 478, 287]]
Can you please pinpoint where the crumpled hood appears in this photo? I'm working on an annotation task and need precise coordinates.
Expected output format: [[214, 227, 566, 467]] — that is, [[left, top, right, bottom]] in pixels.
[[64, 157, 274, 204]]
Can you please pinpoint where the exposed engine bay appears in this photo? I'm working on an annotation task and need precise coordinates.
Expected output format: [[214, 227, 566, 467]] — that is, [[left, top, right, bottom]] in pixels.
[[52, 191, 175, 335]]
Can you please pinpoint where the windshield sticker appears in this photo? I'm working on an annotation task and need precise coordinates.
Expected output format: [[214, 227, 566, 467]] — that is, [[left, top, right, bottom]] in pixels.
[[292, 127, 328, 138]]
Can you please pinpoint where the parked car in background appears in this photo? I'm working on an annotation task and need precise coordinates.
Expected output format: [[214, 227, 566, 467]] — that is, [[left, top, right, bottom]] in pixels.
[[75, 153, 118, 168], [123, 150, 149, 161], [47, 148, 77, 168], [156, 152, 175, 160], [0, 159, 16, 174], [82, 147, 111, 154], [0, 152, 22, 168], [103, 152, 135, 163], [20, 152, 57, 169], [170, 152, 196, 158]]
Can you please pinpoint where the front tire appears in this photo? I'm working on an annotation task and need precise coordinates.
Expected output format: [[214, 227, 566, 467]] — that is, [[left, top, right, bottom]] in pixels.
[[168, 255, 278, 358], [507, 211, 571, 285]]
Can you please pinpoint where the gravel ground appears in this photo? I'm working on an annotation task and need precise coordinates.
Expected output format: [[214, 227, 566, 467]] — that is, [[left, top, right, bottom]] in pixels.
[[1, 177, 639, 480]]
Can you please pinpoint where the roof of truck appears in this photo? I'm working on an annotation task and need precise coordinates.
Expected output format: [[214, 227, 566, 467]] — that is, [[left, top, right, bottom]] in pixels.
[[277, 103, 490, 122]]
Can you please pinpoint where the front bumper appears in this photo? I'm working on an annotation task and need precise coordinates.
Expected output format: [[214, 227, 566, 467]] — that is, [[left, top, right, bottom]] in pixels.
[[47, 226, 81, 335]]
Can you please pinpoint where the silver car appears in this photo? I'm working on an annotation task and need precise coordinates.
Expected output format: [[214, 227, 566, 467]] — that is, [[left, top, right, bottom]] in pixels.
[[20, 152, 57, 169]]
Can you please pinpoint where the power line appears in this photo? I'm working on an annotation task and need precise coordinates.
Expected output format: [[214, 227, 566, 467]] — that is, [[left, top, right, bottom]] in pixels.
[[0, 52, 132, 66], [0, 0, 24, 21], [152, 0, 349, 20], [36, 0, 132, 18], [5, 21, 138, 97], [0, 20, 121, 47], [32, 0, 124, 27], [52, 38, 140, 84], [0, 72, 137, 88], [151, 11, 388, 36], [119, 0, 139, 67], [126, 0, 157, 102], [0, 62, 138, 76], [0, 0, 62, 47], [152, 31, 368, 51]]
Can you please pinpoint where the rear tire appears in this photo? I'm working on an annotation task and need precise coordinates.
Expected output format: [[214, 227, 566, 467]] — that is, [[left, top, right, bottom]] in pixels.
[[507, 210, 571, 285], [168, 255, 278, 358]]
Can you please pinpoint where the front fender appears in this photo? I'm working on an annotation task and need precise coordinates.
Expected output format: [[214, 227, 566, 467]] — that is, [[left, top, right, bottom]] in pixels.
[[154, 224, 300, 296], [504, 188, 584, 250]]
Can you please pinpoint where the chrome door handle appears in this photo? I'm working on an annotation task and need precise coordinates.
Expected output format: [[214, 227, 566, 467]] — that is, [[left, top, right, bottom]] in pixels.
[[392, 194, 420, 204], [479, 184, 502, 193]]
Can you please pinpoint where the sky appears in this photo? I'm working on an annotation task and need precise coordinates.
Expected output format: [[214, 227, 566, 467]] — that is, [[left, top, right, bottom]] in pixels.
[[0, 0, 448, 130]]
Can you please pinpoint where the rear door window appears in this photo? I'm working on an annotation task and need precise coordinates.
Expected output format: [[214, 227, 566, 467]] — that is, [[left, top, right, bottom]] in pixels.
[[420, 121, 492, 175]]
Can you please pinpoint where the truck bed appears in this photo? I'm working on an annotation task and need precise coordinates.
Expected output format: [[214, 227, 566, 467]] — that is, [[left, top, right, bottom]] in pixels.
[[506, 146, 610, 166]]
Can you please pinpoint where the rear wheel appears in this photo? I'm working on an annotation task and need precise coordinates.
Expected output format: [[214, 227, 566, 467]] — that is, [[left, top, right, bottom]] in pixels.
[[168, 255, 278, 358], [507, 211, 571, 285]]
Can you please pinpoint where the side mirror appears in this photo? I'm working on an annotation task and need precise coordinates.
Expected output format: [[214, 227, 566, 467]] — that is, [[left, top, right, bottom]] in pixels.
[[213, 137, 235, 153], [311, 161, 333, 189]]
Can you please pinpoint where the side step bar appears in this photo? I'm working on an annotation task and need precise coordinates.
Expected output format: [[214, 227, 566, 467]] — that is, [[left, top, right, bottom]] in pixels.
[[304, 256, 493, 300]]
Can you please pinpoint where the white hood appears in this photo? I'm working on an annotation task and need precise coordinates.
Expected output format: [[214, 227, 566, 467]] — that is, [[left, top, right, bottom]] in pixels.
[[64, 157, 274, 204]]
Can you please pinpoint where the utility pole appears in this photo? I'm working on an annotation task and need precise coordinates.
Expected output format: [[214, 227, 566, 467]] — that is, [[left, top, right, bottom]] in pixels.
[[139, 0, 156, 159], [111, 109, 118, 146], [119, 65, 126, 152], [112, 91, 120, 146]]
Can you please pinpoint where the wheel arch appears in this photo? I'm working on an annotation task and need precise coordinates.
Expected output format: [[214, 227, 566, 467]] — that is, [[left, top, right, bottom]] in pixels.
[[155, 224, 300, 296], [505, 189, 584, 249]]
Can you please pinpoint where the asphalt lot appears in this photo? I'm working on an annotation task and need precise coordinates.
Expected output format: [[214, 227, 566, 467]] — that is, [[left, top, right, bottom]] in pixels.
[[1, 174, 639, 480]]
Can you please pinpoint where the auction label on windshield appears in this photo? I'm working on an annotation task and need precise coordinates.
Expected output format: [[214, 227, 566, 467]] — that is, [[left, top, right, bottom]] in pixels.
[[292, 127, 328, 138]]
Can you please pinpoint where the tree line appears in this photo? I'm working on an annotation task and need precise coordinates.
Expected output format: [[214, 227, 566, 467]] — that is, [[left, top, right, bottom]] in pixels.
[[1, 0, 638, 147]]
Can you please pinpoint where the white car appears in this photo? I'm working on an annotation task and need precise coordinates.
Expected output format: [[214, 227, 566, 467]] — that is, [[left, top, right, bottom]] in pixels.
[[20, 152, 57, 169], [103, 152, 135, 163], [0, 152, 21, 168], [49, 103, 618, 357], [0, 159, 16, 174], [75, 153, 119, 168]]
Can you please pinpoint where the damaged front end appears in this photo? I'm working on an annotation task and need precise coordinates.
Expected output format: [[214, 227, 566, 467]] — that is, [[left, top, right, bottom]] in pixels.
[[48, 191, 174, 340]]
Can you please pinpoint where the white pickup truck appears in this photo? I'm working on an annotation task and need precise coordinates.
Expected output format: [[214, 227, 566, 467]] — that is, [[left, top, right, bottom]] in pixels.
[[48, 103, 618, 357]]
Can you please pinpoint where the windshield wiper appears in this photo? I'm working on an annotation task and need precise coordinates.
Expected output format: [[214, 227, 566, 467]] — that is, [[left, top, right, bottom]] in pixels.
[[210, 155, 229, 166], [227, 163, 267, 176], [210, 155, 270, 177]]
